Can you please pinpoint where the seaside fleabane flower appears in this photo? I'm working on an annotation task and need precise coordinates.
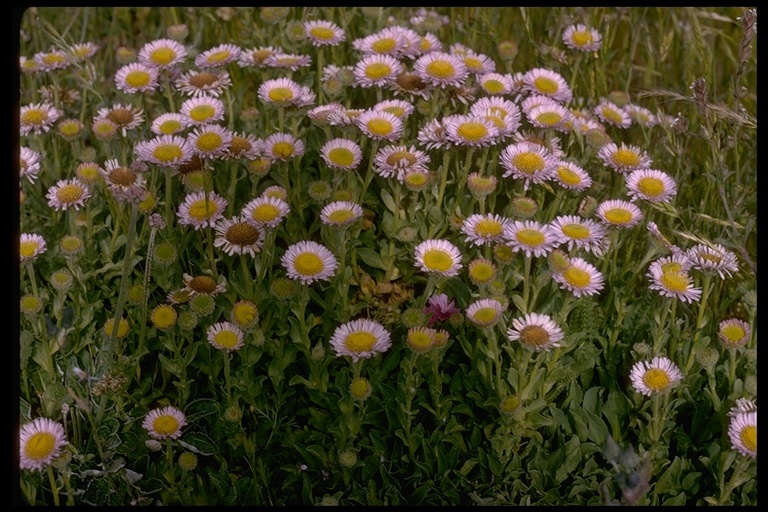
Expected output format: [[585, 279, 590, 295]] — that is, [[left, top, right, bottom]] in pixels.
[[182, 273, 226, 297], [20, 102, 61, 136], [142, 406, 187, 440], [625, 168, 678, 203], [320, 201, 364, 227], [207, 321, 245, 352], [413, 51, 468, 89], [237, 46, 283, 68], [629, 356, 683, 396], [180, 95, 226, 126], [461, 213, 512, 247], [445, 114, 499, 148], [20, 147, 41, 184], [596, 199, 643, 228], [717, 318, 751, 349], [372, 99, 415, 120], [551, 160, 592, 191], [114, 62, 159, 94], [477, 72, 513, 96], [19, 417, 68, 471], [264, 53, 312, 72], [466, 298, 505, 328], [499, 141, 556, 190], [522, 68, 573, 104], [227, 132, 263, 161], [646, 259, 702, 304], [174, 68, 232, 97], [320, 138, 363, 171], [507, 312, 564, 352], [187, 123, 233, 160], [503, 220, 558, 258], [304, 19, 345, 46], [353, 26, 408, 57], [373, 144, 430, 180], [624, 104, 658, 127], [594, 100, 631, 128], [242, 195, 290, 228], [282, 240, 339, 285], [597, 142, 652, 173], [526, 102, 572, 131], [728, 411, 757, 458], [263, 132, 305, 161], [20, 233, 46, 263], [353, 54, 403, 88], [458, 49, 496, 76], [330, 318, 392, 362], [562, 24, 602, 52], [46, 178, 91, 211], [214, 215, 264, 257], [686, 243, 739, 279], [551, 256, 605, 297], [357, 110, 404, 142], [177, 190, 227, 230], [138, 38, 187, 69], [134, 134, 194, 168], [550, 215, 607, 255], [94, 103, 145, 137], [406, 326, 437, 353], [195, 43, 242, 68], [414, 239, 463, 277], [258, 77, 304, 107]]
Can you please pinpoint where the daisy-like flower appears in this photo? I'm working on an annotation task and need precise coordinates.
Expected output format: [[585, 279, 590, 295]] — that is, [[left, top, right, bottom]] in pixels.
[[20, 233, 46, 263], [414, 239, 463, 277], [265, 52, 313, 72], [304, 20, 345, 46], [242, 195, 291, 229], [373, 99, 415, 120], [180, 95, 225, 126], [389, 70, 433, 101], [478, 72, 513, 96], [353, 26, 408, 57], [182, 273, 226, 296], [114, 62, 159, 93], [417, 31, 443, 55], [353, 54, 403, 88], [466, 298, 505, 328], [466, 173, 498, 198], [729, 398, 757, 417], [646, 260, 702, 304], [523, 68, 573, 104], [166, 289, 192, 305], [19, 418, 67, 471], [320, 201, 364, 227], [421, 294, 458, 325], [69, 42, 100, 61], [138, 38, 187, 69], [507, 312, 564, 352], [569, 115, 605, 136], [551, 160, 592, 191], [101, 159, 147, 203], [467, 258, 497, 285], [499, 141, 556, 190], [258, 77, 303, 107], [445, 114, 500, 148], [94, 103, 144, 136], [177, 190, 228, 230], [330, 318, 392, 362], [33, 49, 71, 71], [135, 134, 194, 168], [307, 102, 345, 125], [214, 215, 264, 257], [625, 168, 677, 203], [357, 110, 404, 141], [461, 213, 512, 247], [261, 186, 289, 202], [263, 132, 305, 161], [526, 102, 572, 131], [195, 43, 242, 68], [227, 132, 263, 160], [175, 69, 232, 97], [594, 101, 631, 128], [686, 243, 739, 279], [513, 130, 566, 159], [20, 102, 61, 136], [629, 356, 683, 396], [91, 118, 118, 141], [503, 220, 558, 258], [596, 199, 644, 228], [458, 50, 496, 76], [237, 46, 283, 68], [230, 300, 259, 331], [406, 327, 437, 353], [207, 321, 245, 352], [46, 179, 91, 211], [187, 123, 233, 160], [142, 406, 187, 440], [281, 240, 339, 285], [414, 51, 468, 89], [550, 215, 608, 255], [597, 142, 652, 173], [728, 411, 757, 458], [562, 24, 602, 52], [552, 256, 605, 297], [471, 96, 521, 121], [19, 147, 41, 184], [717, 318, 751, 349], [373, 144, 430, 180], [624, 104, 658, 127], [417, 118, 453, 150], [150, 304, 177, 330], [320, 138, 363, 171]]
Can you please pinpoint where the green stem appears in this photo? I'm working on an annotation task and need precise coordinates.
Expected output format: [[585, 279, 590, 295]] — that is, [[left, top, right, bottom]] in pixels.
[[522, 255, 532, 314], [686, 273, 713, 373], [358, 139, 380, 206], [46, 465, 60, 506], [24, 261, 39, 296], [224, 351, 232, 401]]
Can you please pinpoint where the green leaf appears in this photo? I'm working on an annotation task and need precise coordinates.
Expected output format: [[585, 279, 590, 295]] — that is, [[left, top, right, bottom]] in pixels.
[[555, 436, 582, 483], [355, 247, 387, 270], [654, 456, 682, 496], [180, 431, 218, 456], [603, 386, 630, 440], [380, 188, 397, 213]]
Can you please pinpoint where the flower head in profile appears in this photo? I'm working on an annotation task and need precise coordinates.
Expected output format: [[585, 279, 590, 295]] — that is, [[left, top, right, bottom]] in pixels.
[[19, 418, 67, 471], [20, 147, 42, 184], [320, 138, 363, 171], [552, 160, 592, 191], [304, 20, 345, 46], [414, 239, 463, 277], [686, 243, 739, 279], [207, 321, 245, 352], [20, 102, 62, 136], [728, 411, 757, 458], [182, 273, 226, 297], [330, 318, 392, 362], [594, 101, 631, 128], [551, 256, 605, 297], [562, 24, 602, 52], [466, 298, 505, 328], [281, 240, 339, 285], [195, 43, 242, 68], [142, 406, 187, 440], [138, 38, 187, 69], [717, 318, 751, 349], [94, 103, 144, 137], [174, 69, 232, 97], [177, 190, 227, 230], [596, 199, 643, 228], [20, 233, 47, 263], [424, 293, 461, 326], [597, 142, 652, 173], [507, 312, 564, 352], [629, 356, 683, 396], [522, 68, 572, 104], [320, 201, 364, 228]]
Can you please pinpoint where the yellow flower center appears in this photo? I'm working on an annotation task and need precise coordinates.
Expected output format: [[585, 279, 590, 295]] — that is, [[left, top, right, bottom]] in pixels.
[[740, 425, 757, 453], [637, 177, 665, 198], [457, 122, 488, 141], [189, 72, 218, 88], [405, 173, 428, 188], [125, 70, 151, 88], [660, 272, 690, 293], [310, 26, 335, 40], [154, 144, 183, 162], [272, 142, 295, 159], [463, 56, 482, 71], [422, 249, 454, 272], [94, 121, 117, 136], [642, 368, 670, 391], [473, 307, 498, 325], [367, 119, 394, 137], [561, 224, 590, 240], [349, 377, 371, 398], [611, 149, 640, 167], [474, 219, 503, 238], [59, 121, 82, 137], [511, 152, 545, 175], [516, 229, 545, 247], [382, 106, 405, 117], [76, 165, 99, 183], [205, 50, 231, 63], [536, 112, 562, 126], [500, 395, 520, 412], [602, 107, 624, 124], [345, 331, 377, 352], [214, 330, 240, 349], [572, 31, 594, 47], [533, 76, 558, 95], [469, 262, 495, 283], [483, 79, 504, 94], [660, 262, 683, 273], [21, 109, 47, 125], [328, 209, 355, 224], [150, 47, 176, 65], [519, 325, 550, 347], [196, 132, 223, 152], [152, 415, 180, 436], [152, 306, 177, 329], [556, 166, 582, 186], [328, 147, 354, 167], [56, 184, 85, 204], [407, 330, 434, 351], [233, 304, 257, 326], [604, 208, 632, 225], [268, 87, 294, 103], [226, 222, 261, 246], [188, 276, 217, 294], [371, 38, 396, 53], [251, 204, 280, 223], [720, 324, 746, 344], [20, 241, 40, 258], [294, 252, 325, 276], [563, 266, 591, 288], [190, 105, 216, 123], [24, 432, 56, 460], [230, 137, 252, 155], [188, 199, 220, 221], [105, 318, 129, 339], [425, 60, 456, 79], [42, 53, 67, 66], [364, 62, 393, 80]]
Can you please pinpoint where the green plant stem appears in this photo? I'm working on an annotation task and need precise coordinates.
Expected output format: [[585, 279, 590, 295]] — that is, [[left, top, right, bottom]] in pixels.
[[522, 255, 532, 314], [165, 438, 177, 502], [61, 467, 75, 506], [358, 139, 380, 206], [24, 261, 39, 296], [46, 465, 60, 506], [224, 351, 232, 401], [686, 272, 713, 373], [139, 226, 158, 353], [717, 456, 753, 505]]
